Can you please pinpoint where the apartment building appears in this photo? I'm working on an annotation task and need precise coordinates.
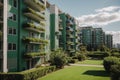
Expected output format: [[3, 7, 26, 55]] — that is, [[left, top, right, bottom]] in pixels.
[[0, 0, 78, 72], [0, 0, 48, 72], [79, 27, 107, 51], [105, 34, 113, 49]]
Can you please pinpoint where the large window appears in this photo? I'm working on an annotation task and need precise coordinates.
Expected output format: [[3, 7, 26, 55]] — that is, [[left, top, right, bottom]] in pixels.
[[8, 28, 16, 35], [8, 43, 16, 51], [8, 12, 17, 21]]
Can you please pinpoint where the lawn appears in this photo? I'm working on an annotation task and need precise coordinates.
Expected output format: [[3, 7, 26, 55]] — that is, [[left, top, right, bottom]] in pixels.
[[38, 66, 110, 80], [77, 60, 103, 65]]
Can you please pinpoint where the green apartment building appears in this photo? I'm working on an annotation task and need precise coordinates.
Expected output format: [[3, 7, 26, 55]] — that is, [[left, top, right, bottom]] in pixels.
[[59, 13, 77, 56], [0, 0, 49, 72], [0, 0, 78, 72]]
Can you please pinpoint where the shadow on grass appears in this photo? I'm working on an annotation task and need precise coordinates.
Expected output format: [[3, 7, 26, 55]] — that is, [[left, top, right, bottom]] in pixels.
[[83, 70, 109, 77]]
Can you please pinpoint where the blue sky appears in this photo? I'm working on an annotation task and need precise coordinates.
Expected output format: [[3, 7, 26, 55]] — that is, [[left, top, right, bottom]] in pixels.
[[48, 0, 120, 32]]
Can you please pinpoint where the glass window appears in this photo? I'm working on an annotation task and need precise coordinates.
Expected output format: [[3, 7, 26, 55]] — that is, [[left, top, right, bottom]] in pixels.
[[13, 14, 16, 21], [13, 28, 16, 34], [8, 43, 12, 50], [8, 28, 12, 34], [8, 28, 16, 35], [13, 44, 16, 50], [13, 0, 17, 8], [8, 43, 17, 51]]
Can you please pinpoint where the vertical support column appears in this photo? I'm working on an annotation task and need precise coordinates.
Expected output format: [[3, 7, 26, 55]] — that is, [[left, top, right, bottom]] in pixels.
[[3, 0, 8, 72]]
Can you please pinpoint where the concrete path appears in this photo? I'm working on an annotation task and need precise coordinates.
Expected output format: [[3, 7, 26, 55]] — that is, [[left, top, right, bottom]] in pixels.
[[70, 64, 103, 67]]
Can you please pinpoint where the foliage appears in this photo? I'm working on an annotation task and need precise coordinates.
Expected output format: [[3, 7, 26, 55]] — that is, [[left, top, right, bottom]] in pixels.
[[24, 52, 46, 58], [111, 52, 120, 58], [50, 49, 67, 69], [75, 52, 87, 61], [87, 51, 110, 59], [111, 63, 120, 80], [103, 56, 120, 72], [0, 66, 56, 80], [22, 37, 48, 44]]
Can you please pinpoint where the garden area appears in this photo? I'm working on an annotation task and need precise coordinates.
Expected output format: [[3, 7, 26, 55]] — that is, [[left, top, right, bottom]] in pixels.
[[38, 66, 110, 80]]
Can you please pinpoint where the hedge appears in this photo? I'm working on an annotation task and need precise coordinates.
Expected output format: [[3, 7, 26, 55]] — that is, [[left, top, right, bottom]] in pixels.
[[103, 57, 120, 72], [0, 66, 56, 80], [111, 64, 120, 80], [87, 51, 110, 59]]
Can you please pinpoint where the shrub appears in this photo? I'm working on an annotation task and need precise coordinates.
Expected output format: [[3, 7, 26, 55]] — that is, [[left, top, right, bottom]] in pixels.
[[103, 57, 120, 72], [111, 63, 120, 80], [0, 66, 56, 80], [68, 59, 76, 63], [50, 49, 67, 69], [88, 51, 110, 59], [75, 52, 87, 61], [111, 52, 120, 58]]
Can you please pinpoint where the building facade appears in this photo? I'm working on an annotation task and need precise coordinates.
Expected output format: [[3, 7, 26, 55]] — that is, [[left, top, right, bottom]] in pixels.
[[79, 27, 109, 51], [0, 0, 48, 72], [105, 34, 113, 49]]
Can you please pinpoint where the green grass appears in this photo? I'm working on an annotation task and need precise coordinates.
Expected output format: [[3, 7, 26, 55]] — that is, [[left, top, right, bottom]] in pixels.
[[38, 66, 110, 80], [77, 60, 103, 65]]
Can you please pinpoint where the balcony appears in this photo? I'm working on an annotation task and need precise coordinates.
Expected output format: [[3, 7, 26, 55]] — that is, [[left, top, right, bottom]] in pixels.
[[24, 0, 45, 12], [24, 52, 46, 58], [22, 37, 48, 44], [0, 1, 3, 8], [59, 26, 63, 30], [23, 22, 45, 33], [24, 8, 45, 23], [40, 21, 46, 26]]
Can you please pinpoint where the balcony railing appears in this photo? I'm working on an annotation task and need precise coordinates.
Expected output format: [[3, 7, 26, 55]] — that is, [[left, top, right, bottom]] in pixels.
[[24, 52, 46, 58], [22, 37, 48, 44], [23, 22, 45, 33], [24, 0, 45, 12], [24, 8, 45, 23]]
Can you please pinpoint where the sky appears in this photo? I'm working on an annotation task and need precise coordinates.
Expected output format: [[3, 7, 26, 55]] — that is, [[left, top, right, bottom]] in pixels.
[[48, 0, 120, 44]]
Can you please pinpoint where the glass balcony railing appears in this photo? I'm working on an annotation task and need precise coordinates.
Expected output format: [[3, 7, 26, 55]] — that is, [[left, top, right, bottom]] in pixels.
[[23, 22, 45, 33], [24, 8, 45, 23], [24, 0, 45, 12], [22, 37, 48, 44], [24, 52, 46, 58]]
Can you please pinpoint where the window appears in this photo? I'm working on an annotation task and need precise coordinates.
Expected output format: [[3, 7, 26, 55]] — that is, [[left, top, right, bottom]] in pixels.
[[8, 12, 17, 21], [13, 14, 16, 21], [13, 0, 17, 8], [8, 28, 16, 35], [8, 43, 16, 50]]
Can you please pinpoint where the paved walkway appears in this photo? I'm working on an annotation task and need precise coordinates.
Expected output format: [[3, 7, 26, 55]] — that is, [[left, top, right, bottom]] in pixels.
[[70, 64, 103, 67]]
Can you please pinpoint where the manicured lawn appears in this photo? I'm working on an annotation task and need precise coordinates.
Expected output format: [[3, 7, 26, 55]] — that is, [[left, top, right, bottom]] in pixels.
[[77, 60, 103, 65], [38, 66, 110, 80]]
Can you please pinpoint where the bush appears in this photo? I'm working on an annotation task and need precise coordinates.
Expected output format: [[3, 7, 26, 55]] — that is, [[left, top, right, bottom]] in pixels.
[[75, 52, 87, 61], [50, 49, 67, 69], [0, 66, 56, 80], [103, 57, 120, 72], [111, 63, 120, 80], [111, 52, 120, 58], [88, 51, 110, 59], [68, 59, 76, 63]]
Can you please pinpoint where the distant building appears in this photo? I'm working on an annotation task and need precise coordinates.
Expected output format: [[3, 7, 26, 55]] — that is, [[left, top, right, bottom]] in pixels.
[[78, 27, 111, 51], [105, 34, 113, 49]]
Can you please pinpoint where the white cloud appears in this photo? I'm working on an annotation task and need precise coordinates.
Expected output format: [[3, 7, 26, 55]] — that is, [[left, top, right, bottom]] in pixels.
[[76, 6, 120, 26], [96, 6, 120, 12]]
